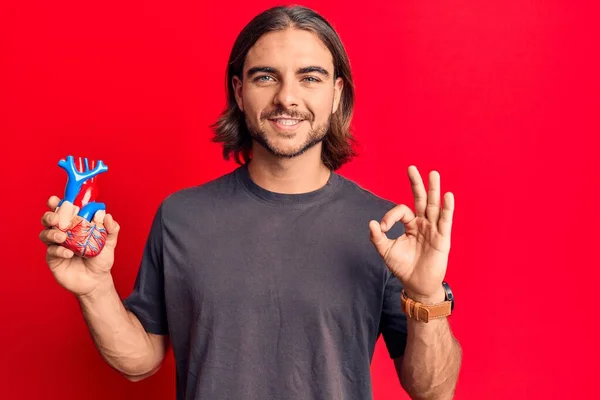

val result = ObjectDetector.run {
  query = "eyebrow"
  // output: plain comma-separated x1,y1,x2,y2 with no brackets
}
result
246,65,331,78
297,66,330,77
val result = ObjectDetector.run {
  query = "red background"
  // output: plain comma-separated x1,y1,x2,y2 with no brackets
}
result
1,1,598,399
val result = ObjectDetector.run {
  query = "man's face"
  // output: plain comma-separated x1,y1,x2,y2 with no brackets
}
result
233,28,343,159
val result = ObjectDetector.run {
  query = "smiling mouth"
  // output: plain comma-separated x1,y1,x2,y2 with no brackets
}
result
270,118,303,126
268,118,305,132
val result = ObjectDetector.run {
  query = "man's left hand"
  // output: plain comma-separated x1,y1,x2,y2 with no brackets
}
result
369,165,454,303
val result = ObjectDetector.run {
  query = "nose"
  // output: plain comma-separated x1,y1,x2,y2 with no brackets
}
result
273,79,299,108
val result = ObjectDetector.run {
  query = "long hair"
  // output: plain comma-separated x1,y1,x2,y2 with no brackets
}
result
210,5,357,171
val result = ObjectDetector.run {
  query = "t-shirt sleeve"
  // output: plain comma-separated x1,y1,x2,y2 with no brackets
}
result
379,272,408,359
122,204,169,335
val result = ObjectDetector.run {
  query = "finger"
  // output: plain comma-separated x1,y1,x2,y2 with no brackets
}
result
103,213,120,249
93,210,106,225
408,166,427,218
369,220,392,256
439,192,455,238
426,170,441,226
47,195,61,211
39,229,67,245
47,244,74,260
41,211,59,228
56,201,76,230
380,204,416,233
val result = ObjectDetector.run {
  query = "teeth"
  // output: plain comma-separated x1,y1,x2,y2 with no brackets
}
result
275,119,301,126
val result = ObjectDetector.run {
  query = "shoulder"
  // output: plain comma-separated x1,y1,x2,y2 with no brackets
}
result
334,174,405,237
335,173,397,212
158,167,240,216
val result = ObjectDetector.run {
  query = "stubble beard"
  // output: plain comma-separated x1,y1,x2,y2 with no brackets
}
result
245,111,331,159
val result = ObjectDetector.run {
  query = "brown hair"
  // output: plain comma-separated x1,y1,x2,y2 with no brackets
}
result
210,5,357,170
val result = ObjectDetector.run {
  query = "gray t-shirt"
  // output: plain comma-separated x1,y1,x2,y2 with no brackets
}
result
123,163,407,400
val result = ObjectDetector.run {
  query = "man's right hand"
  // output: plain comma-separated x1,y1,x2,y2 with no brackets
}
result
39,195,121,298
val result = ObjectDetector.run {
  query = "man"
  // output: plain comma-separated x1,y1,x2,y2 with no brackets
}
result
39,5,462,400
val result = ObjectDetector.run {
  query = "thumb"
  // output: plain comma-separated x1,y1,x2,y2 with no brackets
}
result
102,213,120,249
369,220,391,256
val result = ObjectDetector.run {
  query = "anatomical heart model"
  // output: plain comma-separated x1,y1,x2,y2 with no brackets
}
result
54,155,109,258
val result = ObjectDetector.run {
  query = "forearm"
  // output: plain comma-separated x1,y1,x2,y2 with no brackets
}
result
77,275,163,378
400,290,462,400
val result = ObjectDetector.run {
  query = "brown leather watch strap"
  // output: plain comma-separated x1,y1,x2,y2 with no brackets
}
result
401,290,452,323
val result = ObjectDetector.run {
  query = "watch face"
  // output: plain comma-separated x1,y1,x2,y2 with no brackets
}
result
442,281,454,311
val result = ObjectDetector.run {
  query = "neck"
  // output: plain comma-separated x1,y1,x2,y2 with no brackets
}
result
247,143,331,194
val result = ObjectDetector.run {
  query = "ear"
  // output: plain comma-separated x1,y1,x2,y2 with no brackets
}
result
332,77,344,114
232,75,244,112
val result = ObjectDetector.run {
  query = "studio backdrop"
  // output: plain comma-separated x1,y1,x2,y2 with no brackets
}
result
1,0,598,399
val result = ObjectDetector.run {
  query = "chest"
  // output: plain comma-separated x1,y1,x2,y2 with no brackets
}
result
163,209,387,329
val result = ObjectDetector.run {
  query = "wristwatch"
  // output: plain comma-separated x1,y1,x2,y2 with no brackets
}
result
401,281,454,323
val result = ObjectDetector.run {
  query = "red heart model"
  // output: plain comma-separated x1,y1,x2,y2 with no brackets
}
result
55,156,109,258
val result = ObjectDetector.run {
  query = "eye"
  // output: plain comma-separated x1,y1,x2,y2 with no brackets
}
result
302,76,321,83
255,75,275,82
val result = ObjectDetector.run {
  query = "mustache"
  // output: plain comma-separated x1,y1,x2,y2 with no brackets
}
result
261,107,312,121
